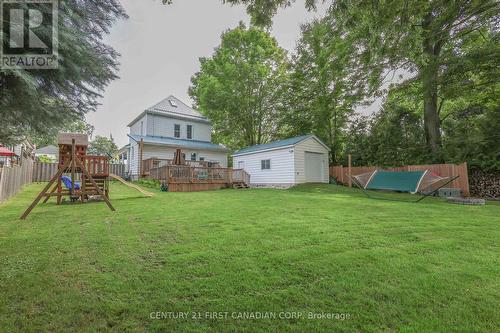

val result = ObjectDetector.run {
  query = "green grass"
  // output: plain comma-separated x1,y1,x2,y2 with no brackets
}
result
0,183,499,332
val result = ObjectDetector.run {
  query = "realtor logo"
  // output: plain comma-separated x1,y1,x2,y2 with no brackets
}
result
0,0,58,69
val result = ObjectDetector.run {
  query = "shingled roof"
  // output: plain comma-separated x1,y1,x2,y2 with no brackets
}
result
232,135,330,156
128,135,228,152
128,95,209,127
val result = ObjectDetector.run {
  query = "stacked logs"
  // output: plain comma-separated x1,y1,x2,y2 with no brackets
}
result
469,168,500,199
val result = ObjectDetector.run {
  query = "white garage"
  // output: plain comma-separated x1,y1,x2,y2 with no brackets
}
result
232,135,330,188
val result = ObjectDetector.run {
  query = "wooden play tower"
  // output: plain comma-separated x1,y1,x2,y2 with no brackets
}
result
20,133,115,219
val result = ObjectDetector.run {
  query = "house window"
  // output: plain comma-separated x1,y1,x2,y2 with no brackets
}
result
187,125,193,139
261,159,271,170
174,124,180,138
140,121,144,136
191,153,196,161
199,157,205,161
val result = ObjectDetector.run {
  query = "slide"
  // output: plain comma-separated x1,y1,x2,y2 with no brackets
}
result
109,174,154,197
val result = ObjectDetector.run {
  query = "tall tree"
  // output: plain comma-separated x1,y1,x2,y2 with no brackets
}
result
283,16,367,163
189,23,289,151
0,0,127,144
306,1,499,161
189,0,499,161
163,0,318,27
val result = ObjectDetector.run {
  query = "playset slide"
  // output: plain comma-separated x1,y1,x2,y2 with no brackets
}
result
109,174,154,197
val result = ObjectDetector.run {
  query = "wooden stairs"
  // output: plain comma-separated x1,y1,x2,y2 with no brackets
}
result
233,181,250,189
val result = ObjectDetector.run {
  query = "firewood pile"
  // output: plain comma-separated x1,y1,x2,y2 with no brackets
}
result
469,168,500,199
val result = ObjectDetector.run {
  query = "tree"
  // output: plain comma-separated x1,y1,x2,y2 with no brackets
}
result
320,1,498,160
37,155,55,163
282,16,367,163
191,0,498,161
88,136,118,159
163,0,317,27
0,1,127,144
189,23,289,151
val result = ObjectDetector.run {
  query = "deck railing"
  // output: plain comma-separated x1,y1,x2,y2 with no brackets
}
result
231,168,251,184
142,158,221,176
149,165,250,185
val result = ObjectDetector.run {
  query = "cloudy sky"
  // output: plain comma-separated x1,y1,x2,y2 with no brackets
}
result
87,0,333,148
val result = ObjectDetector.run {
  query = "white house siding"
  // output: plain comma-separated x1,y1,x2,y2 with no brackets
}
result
294,137,329,184
128,139,140,179
141,145,227,167
130,114,148,136
148,114,212,142
233,147,295,186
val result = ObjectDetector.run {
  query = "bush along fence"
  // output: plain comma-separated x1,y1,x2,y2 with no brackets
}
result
0,158,34,203
32,162,126,182
330,162,470,197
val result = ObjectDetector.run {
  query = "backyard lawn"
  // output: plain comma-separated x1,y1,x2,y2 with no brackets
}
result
0,183,499,332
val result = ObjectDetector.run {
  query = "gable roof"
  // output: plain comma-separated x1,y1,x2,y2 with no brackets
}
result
128,95,209,127
232,135,330,156
128,135,228,152
35,145,58,155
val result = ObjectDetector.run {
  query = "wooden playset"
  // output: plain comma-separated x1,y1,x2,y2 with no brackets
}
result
20,133,115,219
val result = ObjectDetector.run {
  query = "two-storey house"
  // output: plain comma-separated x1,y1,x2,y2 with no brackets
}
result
126,95,228,180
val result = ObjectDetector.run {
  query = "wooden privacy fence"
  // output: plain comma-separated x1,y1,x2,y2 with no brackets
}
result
32,162,126,182
330,162,470,197
0,158,34,203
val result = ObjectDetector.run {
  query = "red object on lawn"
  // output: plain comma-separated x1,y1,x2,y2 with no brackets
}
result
0,145,17,157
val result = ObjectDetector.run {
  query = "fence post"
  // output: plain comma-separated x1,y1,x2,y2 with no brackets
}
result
348,154,352,188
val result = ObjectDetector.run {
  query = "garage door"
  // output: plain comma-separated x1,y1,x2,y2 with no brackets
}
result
305,152,324,183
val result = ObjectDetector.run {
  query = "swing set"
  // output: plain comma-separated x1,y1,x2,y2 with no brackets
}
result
20,133,115,219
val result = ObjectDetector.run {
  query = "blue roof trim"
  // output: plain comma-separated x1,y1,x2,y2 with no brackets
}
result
128,135,228,152
233,135,318,155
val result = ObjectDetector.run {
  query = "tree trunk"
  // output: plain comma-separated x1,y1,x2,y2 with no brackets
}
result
422,16,443,162
422,63,442,160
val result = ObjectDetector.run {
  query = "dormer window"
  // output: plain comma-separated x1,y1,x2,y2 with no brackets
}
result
174,124,180,138
169,99,177,107
187,125,193,139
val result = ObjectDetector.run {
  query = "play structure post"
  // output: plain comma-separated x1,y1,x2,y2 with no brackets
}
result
20,159,71,219
348,154,352,188
71,139,76,195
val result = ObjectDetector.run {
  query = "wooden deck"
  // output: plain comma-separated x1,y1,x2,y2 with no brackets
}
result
147,165,250,192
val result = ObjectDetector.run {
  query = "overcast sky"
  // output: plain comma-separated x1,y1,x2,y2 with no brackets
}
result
87,0,333,148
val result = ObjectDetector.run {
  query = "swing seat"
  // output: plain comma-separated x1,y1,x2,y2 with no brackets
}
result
61,176,81,190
